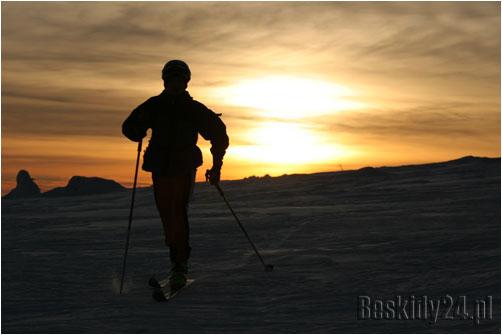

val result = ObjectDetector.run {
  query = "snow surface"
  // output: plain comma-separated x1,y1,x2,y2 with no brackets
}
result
2,157,500,333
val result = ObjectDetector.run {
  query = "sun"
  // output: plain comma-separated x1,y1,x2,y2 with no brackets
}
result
230,121,350,165
214,75,363,119
210,75,359,166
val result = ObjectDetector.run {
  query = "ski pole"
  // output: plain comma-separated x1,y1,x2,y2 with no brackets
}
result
208,175,273,272
120,139,142,294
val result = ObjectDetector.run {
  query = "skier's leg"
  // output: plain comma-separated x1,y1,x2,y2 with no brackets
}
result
151,173,176,248
169,170,194,266
151,171,193,267
182,169,196,262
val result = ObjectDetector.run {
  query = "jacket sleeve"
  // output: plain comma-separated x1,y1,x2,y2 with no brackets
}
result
194,102,229,168
122,98,154,142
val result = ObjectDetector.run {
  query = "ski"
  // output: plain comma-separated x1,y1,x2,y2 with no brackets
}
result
152,279,195,302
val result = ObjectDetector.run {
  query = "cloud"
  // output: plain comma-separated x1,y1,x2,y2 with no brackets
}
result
4,2,498,72
323,101,500,144
1,1,500,193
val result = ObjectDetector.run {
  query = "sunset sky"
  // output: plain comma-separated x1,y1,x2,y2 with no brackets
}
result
2,2,500,194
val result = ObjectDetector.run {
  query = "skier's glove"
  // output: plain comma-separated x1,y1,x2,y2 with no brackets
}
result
205,167,221,185
130,128,147,142
123,124,146,142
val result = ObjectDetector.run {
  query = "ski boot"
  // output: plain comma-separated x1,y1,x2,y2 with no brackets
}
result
168,245,191,291
168,262,188,291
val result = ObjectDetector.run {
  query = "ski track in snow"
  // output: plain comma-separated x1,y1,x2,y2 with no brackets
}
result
2,157,500,333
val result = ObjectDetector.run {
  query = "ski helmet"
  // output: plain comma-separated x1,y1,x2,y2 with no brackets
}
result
162,60,191,83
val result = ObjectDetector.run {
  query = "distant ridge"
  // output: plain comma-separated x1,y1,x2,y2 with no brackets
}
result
383,155,500,170
3,170,41,199
43,176,126,198
235,155,500,182
2,173,126,199
3,156,499,199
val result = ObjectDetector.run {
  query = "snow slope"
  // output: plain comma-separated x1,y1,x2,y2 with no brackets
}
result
2,156,500,333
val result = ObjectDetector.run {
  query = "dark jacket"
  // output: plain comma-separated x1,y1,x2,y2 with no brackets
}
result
122,90,229,176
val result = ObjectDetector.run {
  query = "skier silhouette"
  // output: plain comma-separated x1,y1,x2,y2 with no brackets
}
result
122,60,229,289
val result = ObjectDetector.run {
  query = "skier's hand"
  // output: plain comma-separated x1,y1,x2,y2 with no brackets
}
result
122,121,147,142
129,127,147,142
205,167,221,185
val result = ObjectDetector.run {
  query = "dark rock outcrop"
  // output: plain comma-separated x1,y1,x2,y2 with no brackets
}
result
3,170,42,199
43,176,126,198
